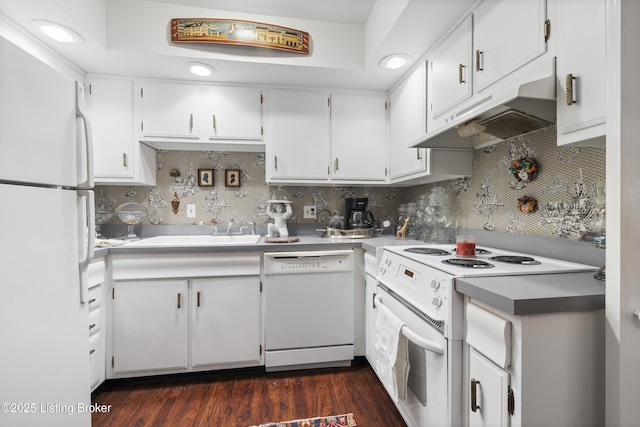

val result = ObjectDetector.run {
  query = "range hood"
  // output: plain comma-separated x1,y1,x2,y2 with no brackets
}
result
412,59,557,150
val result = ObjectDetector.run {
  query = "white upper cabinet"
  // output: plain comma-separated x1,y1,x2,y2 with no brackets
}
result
200,86,263,142
473,0,548,93
428,15,473,120
266,89,331,182
330,93,388,182
555,0,606,146
85,76,156,186
389,61,428,180
140,81,199,139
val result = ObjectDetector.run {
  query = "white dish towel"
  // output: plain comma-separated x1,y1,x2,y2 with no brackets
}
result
374,301,409,402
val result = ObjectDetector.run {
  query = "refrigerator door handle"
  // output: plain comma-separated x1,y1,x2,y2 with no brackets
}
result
78,190,95,304
76,82,94,189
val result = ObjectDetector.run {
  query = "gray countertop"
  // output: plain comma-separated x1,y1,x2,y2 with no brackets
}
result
94,232,606,316
97,234,426,255
455,272,605,315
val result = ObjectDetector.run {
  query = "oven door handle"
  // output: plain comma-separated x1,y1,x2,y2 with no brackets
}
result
374,294,444,355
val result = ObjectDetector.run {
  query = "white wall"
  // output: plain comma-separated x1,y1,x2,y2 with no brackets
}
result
605,0,640,425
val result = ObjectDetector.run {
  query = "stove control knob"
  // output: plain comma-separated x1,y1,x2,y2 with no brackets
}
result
379,266,387,275
384,257,392,266
430,279,440,290
432,296,443,308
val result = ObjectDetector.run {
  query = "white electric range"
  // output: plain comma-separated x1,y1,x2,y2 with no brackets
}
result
372,244,599,427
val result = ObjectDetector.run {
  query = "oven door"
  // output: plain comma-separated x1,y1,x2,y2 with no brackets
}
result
373,285,450,427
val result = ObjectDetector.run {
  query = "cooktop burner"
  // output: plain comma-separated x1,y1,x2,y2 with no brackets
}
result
489,255,541,265
404,247,452,256
452,247,492,255
442,258,495,268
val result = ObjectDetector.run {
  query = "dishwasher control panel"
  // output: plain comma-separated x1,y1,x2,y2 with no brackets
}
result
264,250,355,274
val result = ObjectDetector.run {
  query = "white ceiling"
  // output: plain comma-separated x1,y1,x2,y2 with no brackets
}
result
0,0,477,91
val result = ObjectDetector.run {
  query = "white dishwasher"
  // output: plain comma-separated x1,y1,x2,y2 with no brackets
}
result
264,249,355,371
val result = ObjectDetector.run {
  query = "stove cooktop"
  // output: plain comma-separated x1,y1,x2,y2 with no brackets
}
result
388,244,598,277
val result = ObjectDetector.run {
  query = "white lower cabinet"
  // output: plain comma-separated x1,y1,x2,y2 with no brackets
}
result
191,277,261,367
464,300,605,427
469,348,511,427
113,279,190,374
88,257,106,391
109,253,262,378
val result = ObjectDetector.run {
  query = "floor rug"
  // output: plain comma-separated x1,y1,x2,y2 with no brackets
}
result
249,413,357,427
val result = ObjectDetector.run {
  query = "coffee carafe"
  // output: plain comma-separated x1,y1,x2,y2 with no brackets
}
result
345,197,375,229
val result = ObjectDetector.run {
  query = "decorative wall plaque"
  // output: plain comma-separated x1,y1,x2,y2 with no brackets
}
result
171,18,309,54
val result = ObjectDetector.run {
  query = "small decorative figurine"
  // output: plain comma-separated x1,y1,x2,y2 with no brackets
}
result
508,157,538,190
171,192,180,215
517,195,538,213
396,217,410,240
266,200,293,237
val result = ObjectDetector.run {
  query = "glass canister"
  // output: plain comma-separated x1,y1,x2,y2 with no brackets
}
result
423,187,452,242
405,202,419,238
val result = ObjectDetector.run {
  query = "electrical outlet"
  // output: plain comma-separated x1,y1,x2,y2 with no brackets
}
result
303,205,316,219
187,204,196,218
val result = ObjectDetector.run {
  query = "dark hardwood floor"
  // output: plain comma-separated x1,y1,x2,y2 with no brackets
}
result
91,358,407,427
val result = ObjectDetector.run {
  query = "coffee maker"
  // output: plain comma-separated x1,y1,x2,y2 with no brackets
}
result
345,197,375,229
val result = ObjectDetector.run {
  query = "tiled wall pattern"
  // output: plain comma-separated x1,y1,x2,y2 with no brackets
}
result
406,126,607,239
96,150,402,229
96,126,606,240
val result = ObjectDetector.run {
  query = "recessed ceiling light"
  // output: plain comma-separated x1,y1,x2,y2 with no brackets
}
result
379,54,410,70
32,20,83,45
185,62,215,77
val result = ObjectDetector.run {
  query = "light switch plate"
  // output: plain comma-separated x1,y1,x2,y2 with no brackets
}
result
303,205,316,219
187,204,196,218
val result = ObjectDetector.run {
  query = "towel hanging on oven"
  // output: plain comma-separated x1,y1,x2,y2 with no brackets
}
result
374,301,409,402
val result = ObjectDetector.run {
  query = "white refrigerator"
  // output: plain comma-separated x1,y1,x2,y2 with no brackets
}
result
0,31,94,427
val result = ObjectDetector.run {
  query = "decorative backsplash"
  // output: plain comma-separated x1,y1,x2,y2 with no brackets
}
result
405,126,606,239
96,150,403,230
96,126,606,241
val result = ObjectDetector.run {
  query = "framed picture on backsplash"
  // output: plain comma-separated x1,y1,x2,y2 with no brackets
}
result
197,169,214,187
225,169,241,187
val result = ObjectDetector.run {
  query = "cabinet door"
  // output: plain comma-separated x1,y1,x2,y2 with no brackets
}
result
191,277,261,366
473,0,547,93
85,77,135,179
469,347,510,427
266,89,330,181
364,273,378,364
113,280,189,373
330,93,388,181
556,0,606,146
140,81,199,139
388,62,427,179
428,15,473,120
202,86,263,141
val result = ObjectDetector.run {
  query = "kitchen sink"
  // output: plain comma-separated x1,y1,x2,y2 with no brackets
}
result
125,234,262,247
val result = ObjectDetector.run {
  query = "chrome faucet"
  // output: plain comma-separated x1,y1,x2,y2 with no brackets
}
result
227,218,234,234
